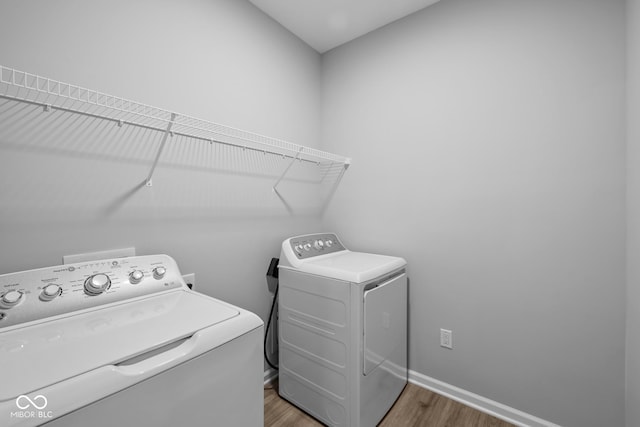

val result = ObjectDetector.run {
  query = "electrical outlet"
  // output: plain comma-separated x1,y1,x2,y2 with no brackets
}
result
182,273,196,289
440,328,453,349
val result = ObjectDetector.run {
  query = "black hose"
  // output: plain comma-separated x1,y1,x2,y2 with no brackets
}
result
264,284,279,370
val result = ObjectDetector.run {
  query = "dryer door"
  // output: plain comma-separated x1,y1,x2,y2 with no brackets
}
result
363,272,407,375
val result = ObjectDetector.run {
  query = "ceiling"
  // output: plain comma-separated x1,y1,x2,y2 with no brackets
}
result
248,0,441,53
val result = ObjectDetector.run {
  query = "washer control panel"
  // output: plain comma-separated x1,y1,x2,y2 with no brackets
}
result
289,233,346,259
0,255,184,329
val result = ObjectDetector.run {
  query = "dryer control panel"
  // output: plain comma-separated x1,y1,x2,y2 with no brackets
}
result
0,255,185,329
288,233,346,259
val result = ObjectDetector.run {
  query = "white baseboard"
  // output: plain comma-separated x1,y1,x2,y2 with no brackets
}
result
265,367,560,426
264,368,278,386
408,370,562,427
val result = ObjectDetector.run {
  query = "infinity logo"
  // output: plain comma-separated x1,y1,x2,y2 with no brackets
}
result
15,395,48,410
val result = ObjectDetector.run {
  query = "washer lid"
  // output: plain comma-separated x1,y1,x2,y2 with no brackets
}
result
0,290,239,402
294,251,406,283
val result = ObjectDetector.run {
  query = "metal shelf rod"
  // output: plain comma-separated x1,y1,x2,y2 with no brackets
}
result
0,92,331,166
0,93,339,166
0,93,166,134
0,65,352,183
170,130,322,165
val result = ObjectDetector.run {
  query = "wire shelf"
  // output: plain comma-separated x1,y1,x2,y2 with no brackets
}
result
0,65,350,186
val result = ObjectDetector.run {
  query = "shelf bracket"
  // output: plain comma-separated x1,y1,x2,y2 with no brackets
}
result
272,147,304,192
320,160,349,216
145,113,177,187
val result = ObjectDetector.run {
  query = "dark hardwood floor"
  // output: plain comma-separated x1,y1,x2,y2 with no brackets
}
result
264,380,515,427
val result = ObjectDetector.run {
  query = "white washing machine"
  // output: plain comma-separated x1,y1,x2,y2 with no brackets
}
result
278,233,407,427
0,254,263,427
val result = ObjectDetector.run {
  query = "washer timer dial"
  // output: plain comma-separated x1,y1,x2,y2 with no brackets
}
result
84,274,111,296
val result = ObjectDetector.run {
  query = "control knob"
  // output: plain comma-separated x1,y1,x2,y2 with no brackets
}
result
303,243,312,251
84,274,111,296
313,240,324,250
325,239,334,247
40,284,62,301
1,290,23,307
129,270,144,284
153,267,166,280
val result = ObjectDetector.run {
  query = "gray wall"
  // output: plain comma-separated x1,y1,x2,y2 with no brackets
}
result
320,1,626,426
0,0,324,327
627,0,640,425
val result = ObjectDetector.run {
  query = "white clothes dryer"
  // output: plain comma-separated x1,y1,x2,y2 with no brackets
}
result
0,255,263,427
278,233,407,427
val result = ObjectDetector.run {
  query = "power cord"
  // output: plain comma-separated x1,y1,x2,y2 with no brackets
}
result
264,284,279,370
264,257,279,370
